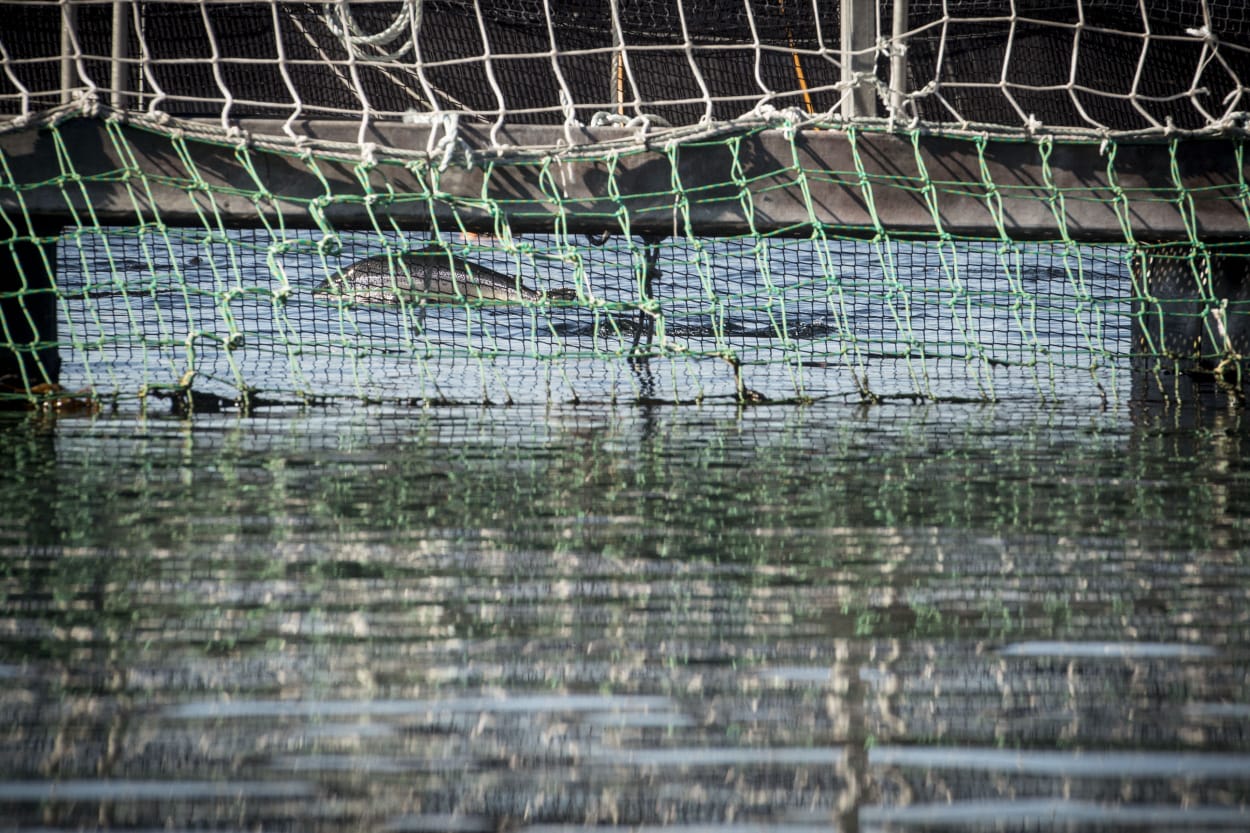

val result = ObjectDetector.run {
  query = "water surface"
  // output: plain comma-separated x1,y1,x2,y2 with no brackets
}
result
1,401,1248,831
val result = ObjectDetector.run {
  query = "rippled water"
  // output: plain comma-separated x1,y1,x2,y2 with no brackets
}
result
1,401,1249,831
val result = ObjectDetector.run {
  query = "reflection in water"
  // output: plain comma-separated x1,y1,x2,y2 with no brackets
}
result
0,402,1248,831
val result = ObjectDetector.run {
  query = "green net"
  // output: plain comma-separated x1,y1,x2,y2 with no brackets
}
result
3,115,1249,410
4,0,1250,409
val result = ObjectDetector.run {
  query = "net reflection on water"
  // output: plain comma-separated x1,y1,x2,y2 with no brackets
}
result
0,403,1248,830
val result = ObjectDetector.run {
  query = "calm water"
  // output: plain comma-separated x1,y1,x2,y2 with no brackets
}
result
1,400,1249,831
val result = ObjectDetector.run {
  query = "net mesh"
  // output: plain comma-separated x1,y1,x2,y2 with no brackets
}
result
5,0,1250,135
2,0,1249,409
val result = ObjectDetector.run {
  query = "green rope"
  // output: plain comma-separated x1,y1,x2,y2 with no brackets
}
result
3,118,1249,408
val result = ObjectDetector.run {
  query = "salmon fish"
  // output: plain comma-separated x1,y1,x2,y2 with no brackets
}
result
316,246,575,304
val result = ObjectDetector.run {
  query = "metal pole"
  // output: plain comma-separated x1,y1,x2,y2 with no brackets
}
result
840,0,878,119
890,0,909,118
59,0,77,104
110,0,130,111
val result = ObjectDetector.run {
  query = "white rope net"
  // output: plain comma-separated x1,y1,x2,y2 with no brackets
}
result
2,0,1248,149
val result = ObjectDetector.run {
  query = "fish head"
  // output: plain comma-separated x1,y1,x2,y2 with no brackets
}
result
313,273,346,296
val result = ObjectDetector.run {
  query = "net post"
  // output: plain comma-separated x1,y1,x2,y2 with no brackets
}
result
840,0,878,118
1,219,61,398
59,1,77,105
110,0,131,111
889,0,909,118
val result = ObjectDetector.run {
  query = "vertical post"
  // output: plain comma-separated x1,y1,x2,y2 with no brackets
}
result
1,219,61,397
889,0,909,118
840,0,878,119
110,0,131,111
610,0,625,116
60,1,77,104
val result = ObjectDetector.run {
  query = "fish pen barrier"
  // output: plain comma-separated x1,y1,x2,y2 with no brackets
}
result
3,0,1250,410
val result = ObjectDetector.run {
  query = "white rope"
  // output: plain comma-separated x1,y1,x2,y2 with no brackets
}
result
404,109,469,170
196,0,237,131
0,31,30,122
673,0,714,124
321,0,421,63
4,0,1250,150
270,0,305,141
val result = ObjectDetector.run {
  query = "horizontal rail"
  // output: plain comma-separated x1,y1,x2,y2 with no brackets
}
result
1,118,1248,242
